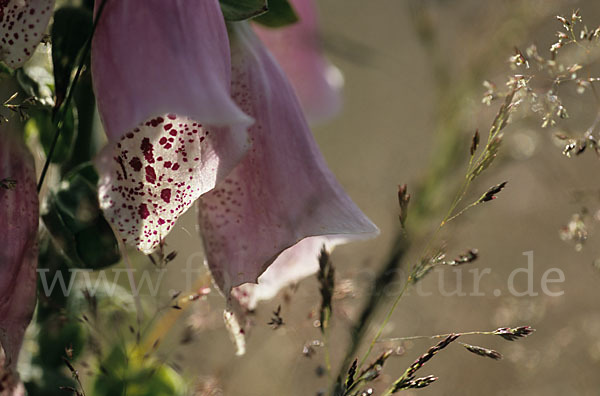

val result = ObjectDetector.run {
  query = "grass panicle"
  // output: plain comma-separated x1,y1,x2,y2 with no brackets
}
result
461,343,503,360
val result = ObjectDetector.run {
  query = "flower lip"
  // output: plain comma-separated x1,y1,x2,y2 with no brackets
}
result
96,114,250,254
233,234,378,310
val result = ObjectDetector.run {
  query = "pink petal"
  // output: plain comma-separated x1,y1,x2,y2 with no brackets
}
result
91,0,251,141
92,0,253,253
223,310,246,356
0,127,38,371
253,0,343,124
0,0,55,68
232,236,344,310
96,114,248,254
198,23,378,293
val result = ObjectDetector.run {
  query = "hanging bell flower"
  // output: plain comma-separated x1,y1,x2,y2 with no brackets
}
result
198,23,378,297
92,0,252,253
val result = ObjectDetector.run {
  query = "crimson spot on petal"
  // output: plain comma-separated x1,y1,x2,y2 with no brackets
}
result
129,157,142,172
141,137,154,163
138,203,150,219
145,165,157,184
160,188,171,203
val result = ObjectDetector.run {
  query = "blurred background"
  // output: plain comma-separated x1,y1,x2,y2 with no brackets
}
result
28,0,600,395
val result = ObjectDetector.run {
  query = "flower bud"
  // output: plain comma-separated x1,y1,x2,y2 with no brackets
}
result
254,0,343,124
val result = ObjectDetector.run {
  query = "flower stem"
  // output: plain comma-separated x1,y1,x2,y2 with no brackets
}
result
138,273,211,355
324,327,332,380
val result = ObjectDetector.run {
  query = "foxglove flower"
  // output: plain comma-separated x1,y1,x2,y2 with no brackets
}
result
93,0,252,253
0,127,38,379
198,23,378,297
0,0,55,68
253,0,343,123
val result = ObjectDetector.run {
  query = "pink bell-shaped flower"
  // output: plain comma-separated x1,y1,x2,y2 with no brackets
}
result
0,0,55,68
92,0,252,253
253,0,343,124
198,23,378,296
0,127,38,380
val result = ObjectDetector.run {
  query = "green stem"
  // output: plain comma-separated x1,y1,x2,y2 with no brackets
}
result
324,325,332,380
357,280,409,369
443,200,479,225
379,330,495,343
356,162,477,372
330,238,409,396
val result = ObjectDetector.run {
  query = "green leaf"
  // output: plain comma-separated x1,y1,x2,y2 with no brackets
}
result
15,43,55,106
37,234,72,315
62,70,97,173
0,62,14,77
51,7,93,108
37,316,87,367
220,0,268,21
64,161,100,184
41,164,121,270
254,0,298,28
92,346,187,396
26,105,78,164
24,369,77,396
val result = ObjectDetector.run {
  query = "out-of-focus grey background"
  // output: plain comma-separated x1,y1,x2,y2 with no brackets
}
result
153,1,600,394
